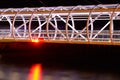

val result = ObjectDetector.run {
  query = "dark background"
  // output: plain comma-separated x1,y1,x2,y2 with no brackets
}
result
0,0,120,75
0,0,119,8
0,42,120,73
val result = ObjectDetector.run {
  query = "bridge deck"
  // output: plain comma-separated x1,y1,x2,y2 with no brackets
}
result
0,4,120,45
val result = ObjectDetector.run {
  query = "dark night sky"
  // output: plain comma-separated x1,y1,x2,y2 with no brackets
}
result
0,0,119,8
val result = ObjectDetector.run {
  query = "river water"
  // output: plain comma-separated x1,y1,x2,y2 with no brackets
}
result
0,43,120,80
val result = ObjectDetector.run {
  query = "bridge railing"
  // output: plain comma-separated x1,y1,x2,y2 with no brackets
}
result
0,29,120,43
0,4,120,45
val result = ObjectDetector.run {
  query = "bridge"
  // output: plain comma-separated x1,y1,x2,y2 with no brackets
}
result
0,4,120,45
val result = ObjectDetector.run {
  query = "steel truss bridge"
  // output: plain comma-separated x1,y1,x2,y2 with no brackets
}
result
0,4,120,45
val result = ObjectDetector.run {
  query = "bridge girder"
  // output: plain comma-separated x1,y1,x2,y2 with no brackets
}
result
0,4,120,45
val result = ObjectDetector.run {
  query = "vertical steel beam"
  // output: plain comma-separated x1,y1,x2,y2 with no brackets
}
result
28,9,38,40
110,4,120,42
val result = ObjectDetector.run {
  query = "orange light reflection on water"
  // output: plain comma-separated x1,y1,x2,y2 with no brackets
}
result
28,64,42,80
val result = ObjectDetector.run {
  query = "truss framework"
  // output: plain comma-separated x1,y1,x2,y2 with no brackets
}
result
0,4,120,45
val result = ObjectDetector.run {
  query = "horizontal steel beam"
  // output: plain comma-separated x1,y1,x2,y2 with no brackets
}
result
0,4,119,45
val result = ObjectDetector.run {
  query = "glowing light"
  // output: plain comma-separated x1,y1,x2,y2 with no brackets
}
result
28,64,42,80
31,38,44,43
38,38,44,42
32,39,39,43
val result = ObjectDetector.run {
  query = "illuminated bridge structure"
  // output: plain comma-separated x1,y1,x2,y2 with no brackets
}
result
0,4,120,45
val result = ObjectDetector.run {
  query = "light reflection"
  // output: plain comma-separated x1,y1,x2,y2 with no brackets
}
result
28,64,42,80
0,64,118,80
43,75,53,80
0,70,4,79
9,72,20,80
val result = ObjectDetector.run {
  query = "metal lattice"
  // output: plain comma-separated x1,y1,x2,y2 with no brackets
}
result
0,4,120,45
